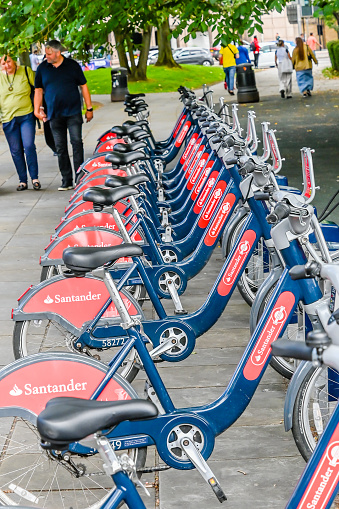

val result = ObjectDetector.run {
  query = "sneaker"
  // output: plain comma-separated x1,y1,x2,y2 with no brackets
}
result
307,90,312,96
286,95,292,99
280,90,285,98
58,183,73,191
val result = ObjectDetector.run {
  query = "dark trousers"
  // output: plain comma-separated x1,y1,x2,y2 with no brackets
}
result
50,113,84,185
254,53,259,68
3,112,39,184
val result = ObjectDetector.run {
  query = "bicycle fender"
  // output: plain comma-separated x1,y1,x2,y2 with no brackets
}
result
12,275,144,336
41,228,124,266
0,352,137,424
249,265,284,333
52,211,144,243
221,204,248,258
284,360,313,431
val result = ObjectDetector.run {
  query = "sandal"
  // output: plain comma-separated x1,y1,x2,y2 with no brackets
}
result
32,180,41,190
16,183,27,191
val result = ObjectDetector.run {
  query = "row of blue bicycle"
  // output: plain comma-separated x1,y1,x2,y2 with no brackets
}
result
0,86,338,507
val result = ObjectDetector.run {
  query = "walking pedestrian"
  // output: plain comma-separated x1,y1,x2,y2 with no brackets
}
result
275,40,293,99
34,39,93,191
29,50,40,72
0,55,40,191
307,33,322,52
236,41,251,65
292,37,318,98
219,43,239,95
250,36,260,68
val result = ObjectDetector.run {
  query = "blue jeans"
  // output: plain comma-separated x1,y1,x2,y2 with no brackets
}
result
3,112,38,184
223,66,236,91
50,113,84,185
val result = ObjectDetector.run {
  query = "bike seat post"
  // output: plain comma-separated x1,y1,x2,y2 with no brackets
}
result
103,269,135,329
111,208,133,244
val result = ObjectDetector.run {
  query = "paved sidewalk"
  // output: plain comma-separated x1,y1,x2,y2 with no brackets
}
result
0,63,337,508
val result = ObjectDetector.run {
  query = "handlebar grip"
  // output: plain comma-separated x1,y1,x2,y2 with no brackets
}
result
289,261,320,280
267,202,290,224
225,158,238,166
271,340,313,361
254,191,270,201
289,265,309,280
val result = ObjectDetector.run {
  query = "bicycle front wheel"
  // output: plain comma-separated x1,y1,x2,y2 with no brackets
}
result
292,365,339,461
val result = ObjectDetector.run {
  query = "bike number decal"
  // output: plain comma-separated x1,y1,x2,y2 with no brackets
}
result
191,161,215,202
187,152,209,190
243,290,295,380
180,133,199,164
204,193,236,246
218,230,257,297
0,360,131,416
193,170,219,215
198,181,227,228
173,114,186,138
47,231,123,260
22,278,138,328
296,426,339,508
174,121,192,147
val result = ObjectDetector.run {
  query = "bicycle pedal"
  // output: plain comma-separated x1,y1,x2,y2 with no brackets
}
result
174,309,188,315
209,478,227,503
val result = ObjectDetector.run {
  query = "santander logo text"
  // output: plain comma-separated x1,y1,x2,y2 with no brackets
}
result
217,230,257,297
175,121,191,147
297,430,339,509
191,161,214,202
180,133,198,164
193,170,219,215
9,379,88,397
43,291,101,304
243,291,295,381
198,181,227,229
204,194,236,247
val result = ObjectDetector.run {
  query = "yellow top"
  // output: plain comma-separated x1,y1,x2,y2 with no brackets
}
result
220,44,238,68
292,43,317,72
0,66,35,123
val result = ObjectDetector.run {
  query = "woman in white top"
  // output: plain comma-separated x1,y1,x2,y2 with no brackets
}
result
275,40,293,99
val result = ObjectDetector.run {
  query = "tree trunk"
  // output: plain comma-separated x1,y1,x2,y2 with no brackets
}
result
155,18,180,67
130,26,151,81
114,31,130,73
19,51,30,67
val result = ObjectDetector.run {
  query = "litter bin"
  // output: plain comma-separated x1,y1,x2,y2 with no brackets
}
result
236,63,259,103
111,67,129,102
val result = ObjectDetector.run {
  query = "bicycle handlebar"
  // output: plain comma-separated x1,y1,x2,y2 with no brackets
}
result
289,261,320,280
271,340,313,361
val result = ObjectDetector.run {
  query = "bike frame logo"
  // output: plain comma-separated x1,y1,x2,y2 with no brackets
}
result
175,121,191,147
187,154,208,189
303,152,312,199
297,429,339,509
191,161,214,202
217,230,256,297
180,133,198,164
204,194,236,247
173,114,186,138
185,146,205,178
243,291,295,381
198,181,227,228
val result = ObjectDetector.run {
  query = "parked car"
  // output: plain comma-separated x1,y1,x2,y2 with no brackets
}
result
248,41,296,68
173,47,214,66
80,49,110,71
147,49,159,65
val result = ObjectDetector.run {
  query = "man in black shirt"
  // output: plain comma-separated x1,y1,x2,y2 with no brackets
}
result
34,40,93,190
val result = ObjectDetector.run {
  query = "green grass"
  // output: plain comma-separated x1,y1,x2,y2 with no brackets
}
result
84,65,224,94
322,67,339,79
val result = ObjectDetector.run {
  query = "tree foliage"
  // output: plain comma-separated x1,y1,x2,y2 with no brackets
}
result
0,0,290,79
